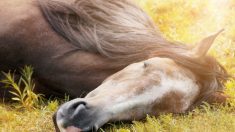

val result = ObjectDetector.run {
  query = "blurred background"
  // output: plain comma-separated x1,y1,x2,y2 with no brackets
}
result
135,0,235,42
135,0,235,74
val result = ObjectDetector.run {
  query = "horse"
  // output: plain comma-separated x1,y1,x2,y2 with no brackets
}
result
0,0,229,132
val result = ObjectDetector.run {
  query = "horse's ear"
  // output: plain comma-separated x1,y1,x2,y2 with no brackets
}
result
192,29,224,58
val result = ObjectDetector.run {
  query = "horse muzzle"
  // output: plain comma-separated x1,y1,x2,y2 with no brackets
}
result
53,98,109,132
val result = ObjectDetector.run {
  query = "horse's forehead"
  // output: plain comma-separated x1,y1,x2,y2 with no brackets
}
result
107,57,188,91
103,57,195,93
145,57,176,67
110,57,182,81
143,58,180,75
146,57,196,78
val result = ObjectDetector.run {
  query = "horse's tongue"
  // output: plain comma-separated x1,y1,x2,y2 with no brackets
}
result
66,126,82,132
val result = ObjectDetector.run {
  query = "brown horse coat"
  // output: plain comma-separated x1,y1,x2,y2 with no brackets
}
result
0,0,228,108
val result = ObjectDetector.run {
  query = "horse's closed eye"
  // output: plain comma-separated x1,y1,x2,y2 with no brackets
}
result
143,62,148,68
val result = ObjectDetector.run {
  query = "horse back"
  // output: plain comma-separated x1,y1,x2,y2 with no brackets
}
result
0,0,39,35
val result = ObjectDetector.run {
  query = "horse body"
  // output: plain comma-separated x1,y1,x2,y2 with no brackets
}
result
0,0,122,98
0,0,229,132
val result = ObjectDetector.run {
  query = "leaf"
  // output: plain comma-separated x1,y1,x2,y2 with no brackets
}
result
11,97,20,101
9,91,20,97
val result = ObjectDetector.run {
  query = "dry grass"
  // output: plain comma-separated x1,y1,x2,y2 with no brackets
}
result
0,104,54,132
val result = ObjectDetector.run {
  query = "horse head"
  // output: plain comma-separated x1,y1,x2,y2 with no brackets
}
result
54,30,227,132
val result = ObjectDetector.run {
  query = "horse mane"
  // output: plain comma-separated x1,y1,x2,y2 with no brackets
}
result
38,0,177,62
38,0,230,107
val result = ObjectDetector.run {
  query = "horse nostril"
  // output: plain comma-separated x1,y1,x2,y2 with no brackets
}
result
66,101,88,119
70,101,87,110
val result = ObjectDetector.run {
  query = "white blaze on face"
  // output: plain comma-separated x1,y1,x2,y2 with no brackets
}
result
89,57,200,121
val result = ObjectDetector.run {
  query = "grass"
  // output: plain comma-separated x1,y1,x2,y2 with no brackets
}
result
1,0,235,131
0,105,54,132
107,105,235,132
1,66,44,110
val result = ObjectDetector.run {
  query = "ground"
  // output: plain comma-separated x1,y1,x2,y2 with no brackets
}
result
0,0,235,131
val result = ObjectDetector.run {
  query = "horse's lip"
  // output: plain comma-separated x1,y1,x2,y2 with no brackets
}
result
66,126,82,132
